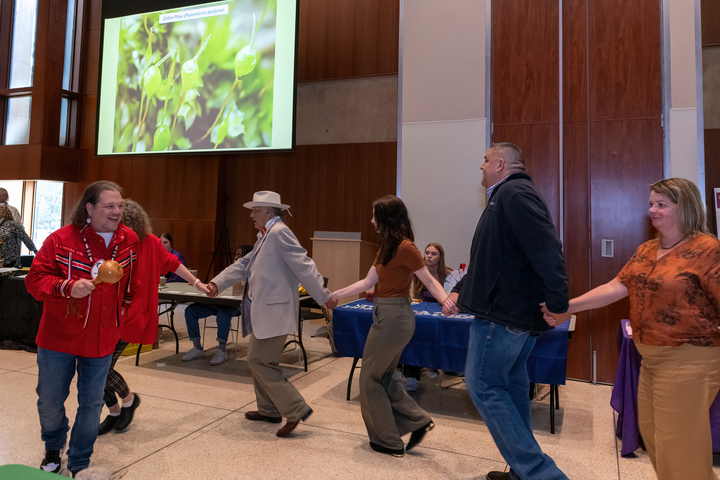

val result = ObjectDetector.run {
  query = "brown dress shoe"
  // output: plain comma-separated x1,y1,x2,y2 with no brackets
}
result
276,408,313,437
245,411,282,423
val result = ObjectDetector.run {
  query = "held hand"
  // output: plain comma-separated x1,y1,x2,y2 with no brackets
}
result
540,302,571,327
442,292,459,316
206,282,219,298
71,279,95,298
195,282,211,295
323,296,338,310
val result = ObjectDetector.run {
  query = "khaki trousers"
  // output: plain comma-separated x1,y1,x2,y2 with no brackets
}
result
247,333,311,422
360,298,432,449
636,342,720,480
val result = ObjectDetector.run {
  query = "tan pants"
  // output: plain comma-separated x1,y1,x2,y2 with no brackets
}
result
636,342,720,480
359,298,432,449
247,333,311,422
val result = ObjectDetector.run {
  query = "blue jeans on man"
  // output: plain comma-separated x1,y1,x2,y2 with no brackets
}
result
184,304,239,344
466,316,568,480
36,347,112,472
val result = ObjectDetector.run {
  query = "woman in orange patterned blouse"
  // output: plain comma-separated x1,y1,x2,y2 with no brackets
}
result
547,178,720,480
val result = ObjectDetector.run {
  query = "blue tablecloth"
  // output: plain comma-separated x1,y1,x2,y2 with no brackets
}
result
610,319,720,457
333,300,569,386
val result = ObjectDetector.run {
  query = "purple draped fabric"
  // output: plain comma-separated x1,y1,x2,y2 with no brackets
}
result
610,319,720,457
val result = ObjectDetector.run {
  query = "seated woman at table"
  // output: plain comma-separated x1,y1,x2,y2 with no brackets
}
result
543,178,720,480
404,242,454,391
329,195,455,457
159,232,188,283
181,244,253,366
98,200,205,435
0,203,37,268
411,243,452,303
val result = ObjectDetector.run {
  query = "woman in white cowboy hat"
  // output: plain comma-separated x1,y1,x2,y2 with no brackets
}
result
198,191,336,437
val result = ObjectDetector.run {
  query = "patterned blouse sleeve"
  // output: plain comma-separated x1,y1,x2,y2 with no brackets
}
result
699,238,720,311
16,223,37,253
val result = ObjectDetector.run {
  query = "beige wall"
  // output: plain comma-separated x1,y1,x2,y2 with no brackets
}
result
399,0,488,270
296,76,398,145
666,0,704,184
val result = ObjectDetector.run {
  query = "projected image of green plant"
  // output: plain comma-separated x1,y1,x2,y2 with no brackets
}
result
112,0,277,153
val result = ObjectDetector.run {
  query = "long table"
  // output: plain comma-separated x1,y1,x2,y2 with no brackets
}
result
610,319,720,456
333,299,572,432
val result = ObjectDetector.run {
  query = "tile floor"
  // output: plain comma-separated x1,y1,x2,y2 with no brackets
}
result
0,308,715,479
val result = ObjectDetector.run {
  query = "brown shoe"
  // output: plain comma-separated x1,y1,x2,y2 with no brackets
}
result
245,411,282,423
276,408,313,437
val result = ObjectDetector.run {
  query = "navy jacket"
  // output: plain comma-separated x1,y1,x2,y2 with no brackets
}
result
453,172,568,333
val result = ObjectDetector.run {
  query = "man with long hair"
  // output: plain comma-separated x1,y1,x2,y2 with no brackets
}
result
26,181,139,477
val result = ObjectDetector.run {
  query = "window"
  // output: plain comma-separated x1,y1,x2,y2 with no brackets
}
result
0,180,64,253
32,181,63,249
60,0,80,147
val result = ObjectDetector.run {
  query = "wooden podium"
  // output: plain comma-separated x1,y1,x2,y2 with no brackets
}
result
311,232,378,305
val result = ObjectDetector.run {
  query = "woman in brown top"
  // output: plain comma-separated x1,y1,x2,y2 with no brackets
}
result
547,178,720,480
330,195,455,457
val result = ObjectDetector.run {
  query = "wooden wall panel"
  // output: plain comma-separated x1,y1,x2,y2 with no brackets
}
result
492,123,560,228
588,0,662,120
150,220,217,281
297,0,399,81
563,121,591,380
492,0,559,125
589,118,663,383
705,128,720,234
562,0,587,123
702,0,720,46
129,156,220,222
224,142,397,256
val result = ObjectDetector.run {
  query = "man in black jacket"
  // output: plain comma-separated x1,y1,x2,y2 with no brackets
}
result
444,142,570,480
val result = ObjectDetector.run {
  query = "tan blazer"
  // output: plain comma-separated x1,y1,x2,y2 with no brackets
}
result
211,220,331,340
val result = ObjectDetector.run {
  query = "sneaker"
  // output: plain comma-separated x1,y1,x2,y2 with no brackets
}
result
405,377,418,392
181,347,204,361
40,449,61,473
210,349,228,366
425,368,438,379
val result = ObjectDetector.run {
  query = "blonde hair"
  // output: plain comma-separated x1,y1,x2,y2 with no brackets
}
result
650,178,710,238
0,204,13,221
121,199,152,240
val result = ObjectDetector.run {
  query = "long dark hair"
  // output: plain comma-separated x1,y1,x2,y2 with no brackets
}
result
70,181,123,227
160,232,174,247
374,195,414,266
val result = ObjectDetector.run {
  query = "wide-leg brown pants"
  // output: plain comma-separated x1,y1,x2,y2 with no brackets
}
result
359,297,432,449
636,342,720,480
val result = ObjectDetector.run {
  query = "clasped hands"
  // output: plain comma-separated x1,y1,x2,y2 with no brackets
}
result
540,302,571,327
199,282,338,309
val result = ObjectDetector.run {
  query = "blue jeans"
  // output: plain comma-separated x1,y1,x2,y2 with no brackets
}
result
465,317,568,480
184,304,238,344
36,347,112,472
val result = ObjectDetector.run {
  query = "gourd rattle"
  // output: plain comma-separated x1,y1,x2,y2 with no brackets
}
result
92,260,124,285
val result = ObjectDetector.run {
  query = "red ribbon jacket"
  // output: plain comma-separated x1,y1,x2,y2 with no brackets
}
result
120,233,180,344
26,224,139,357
